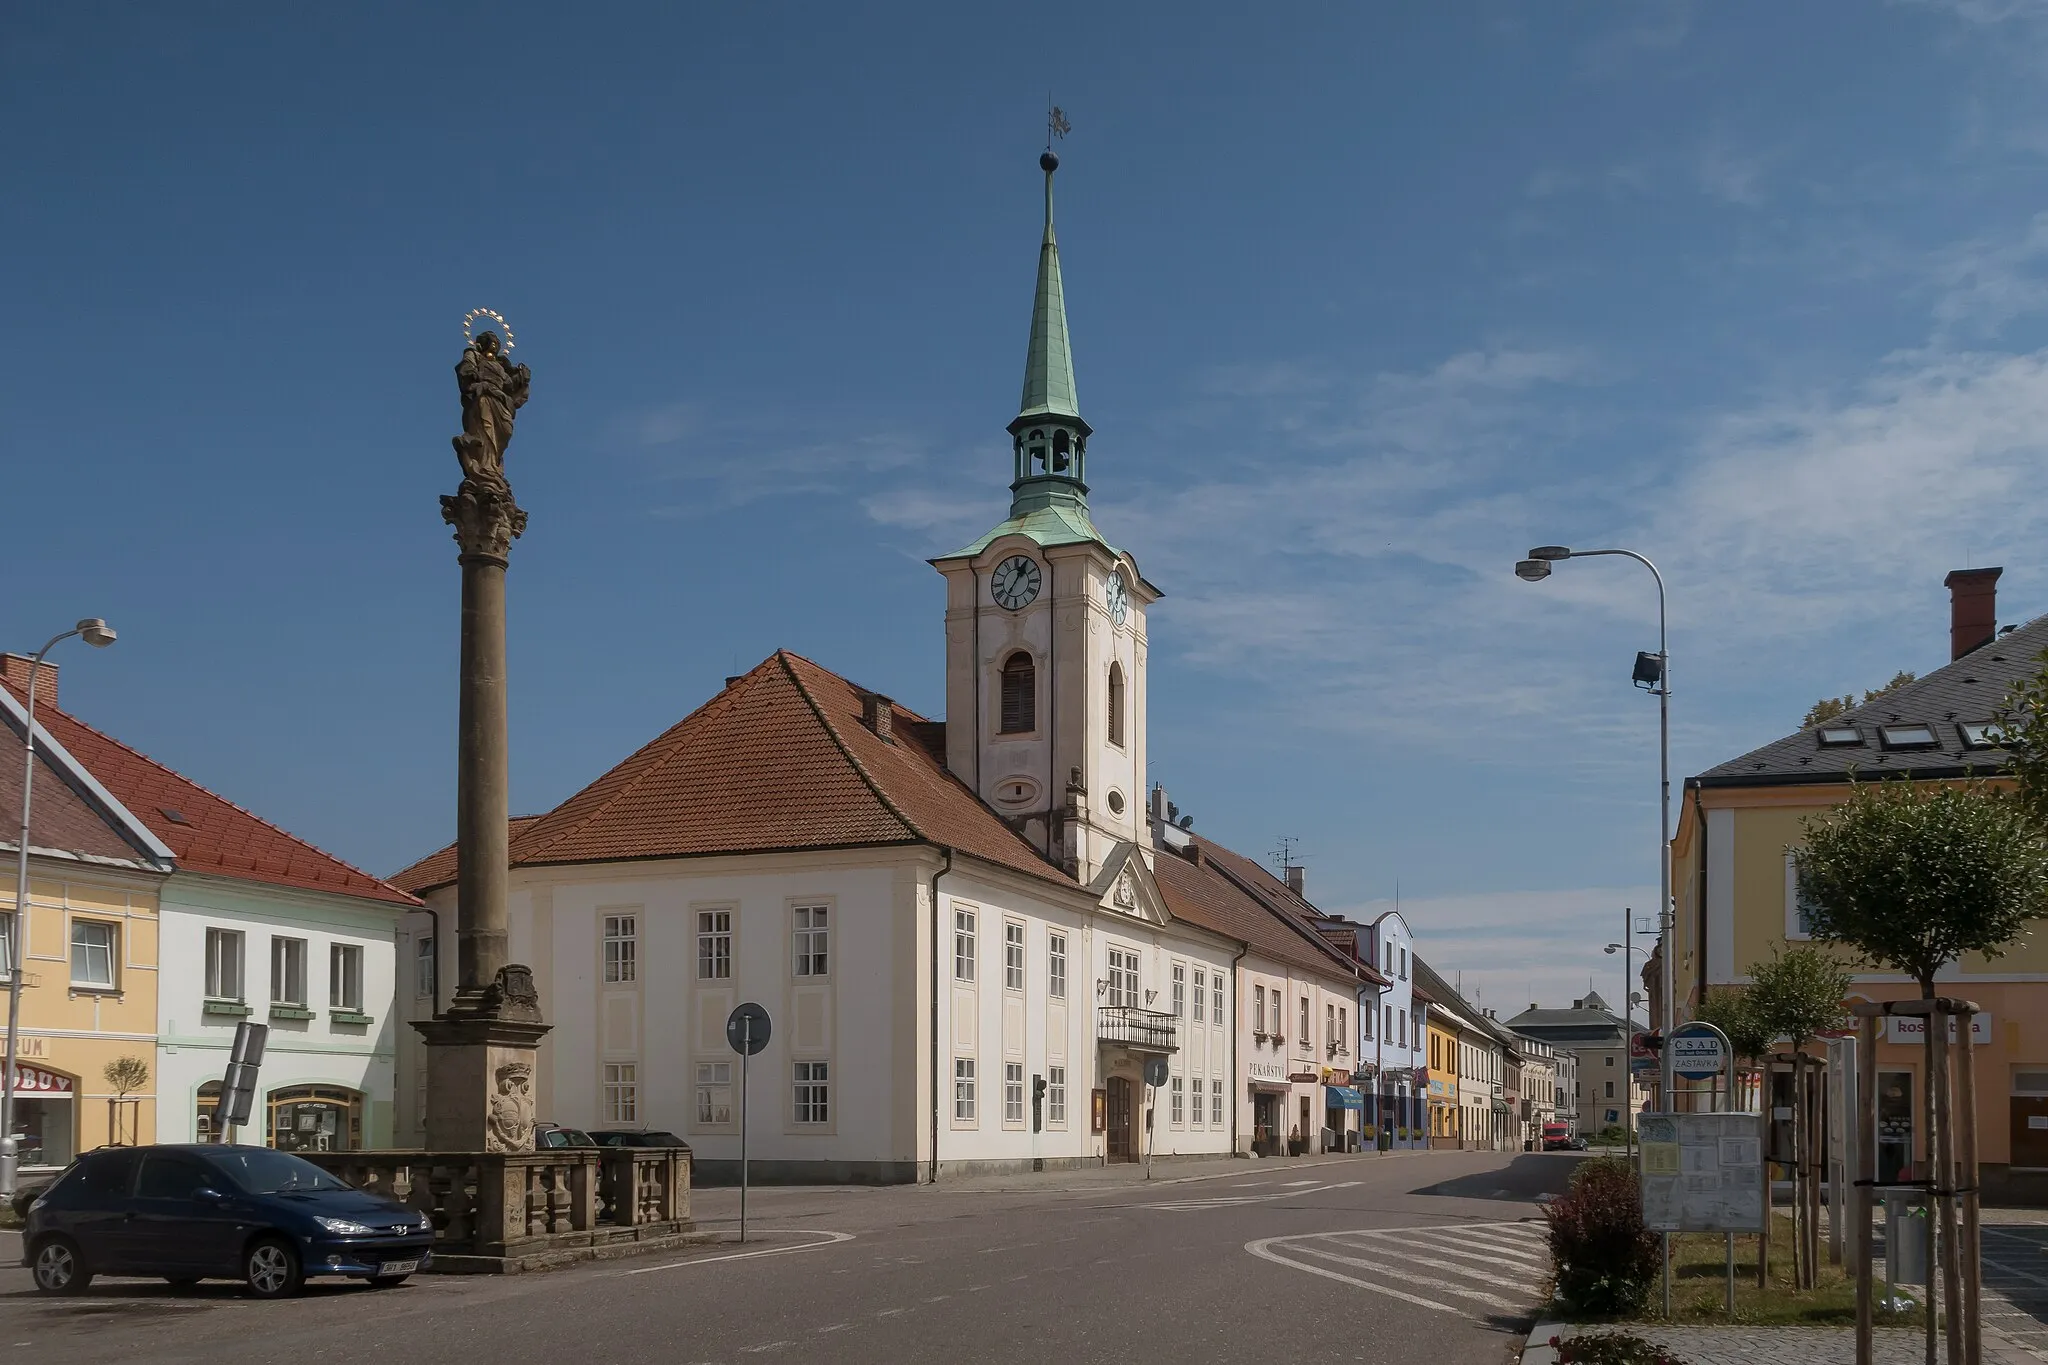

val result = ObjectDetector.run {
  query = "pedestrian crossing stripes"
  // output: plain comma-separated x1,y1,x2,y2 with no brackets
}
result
1246,1220,1552,1318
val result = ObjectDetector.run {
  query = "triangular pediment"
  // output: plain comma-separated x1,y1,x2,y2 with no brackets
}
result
1087,842,1169,927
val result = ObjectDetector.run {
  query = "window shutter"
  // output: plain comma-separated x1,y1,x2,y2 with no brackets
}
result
1000,653,1035,733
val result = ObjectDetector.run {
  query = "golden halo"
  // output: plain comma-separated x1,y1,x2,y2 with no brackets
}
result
462,307,516,351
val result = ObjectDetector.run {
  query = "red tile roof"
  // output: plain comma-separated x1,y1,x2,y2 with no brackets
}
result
1153,843,1365,983
391,651,1068,895
3,683,418,907
0,718,161,868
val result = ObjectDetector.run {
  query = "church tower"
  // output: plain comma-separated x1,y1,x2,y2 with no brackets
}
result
932,149,1160,886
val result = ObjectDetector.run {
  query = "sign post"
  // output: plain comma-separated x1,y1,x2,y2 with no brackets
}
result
726,1003,772,1243
212,1021,269,1145
1142,1056,1169,1182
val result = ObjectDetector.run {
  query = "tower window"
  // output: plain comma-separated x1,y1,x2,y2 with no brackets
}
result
1000,652,1036,733
1053,429,1071,472
1029,428,1048,473
1107,662,1126,748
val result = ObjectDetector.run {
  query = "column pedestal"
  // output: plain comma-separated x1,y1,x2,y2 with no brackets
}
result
413,965,551,1153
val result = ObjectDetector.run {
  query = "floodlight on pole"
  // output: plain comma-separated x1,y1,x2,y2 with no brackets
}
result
3,618,118,1199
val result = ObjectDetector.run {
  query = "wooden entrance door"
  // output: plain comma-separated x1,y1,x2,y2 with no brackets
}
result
2012,1096,2048,1170
1107,1077,1134,1163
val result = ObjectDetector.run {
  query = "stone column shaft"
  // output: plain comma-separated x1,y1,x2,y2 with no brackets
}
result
457,550,510,993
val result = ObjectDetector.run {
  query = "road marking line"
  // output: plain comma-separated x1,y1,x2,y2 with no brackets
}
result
1282,1180,1321,1186
1246,1236,1458,1315
1335,1232,1542,1274
1980,1254,2048,1292
1284,1244,1528,1309
738,1343,790,1354
817,1324,850,1333
876,1308,907,1317
625,1229,855,1275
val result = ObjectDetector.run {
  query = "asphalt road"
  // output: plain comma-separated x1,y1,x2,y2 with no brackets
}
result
0,1149,1580,1364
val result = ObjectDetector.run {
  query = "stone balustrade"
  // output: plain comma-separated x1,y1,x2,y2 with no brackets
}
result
300,1146,694,1271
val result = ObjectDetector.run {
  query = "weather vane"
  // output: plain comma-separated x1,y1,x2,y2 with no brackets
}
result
1046,100,1071,152
462,307,517,352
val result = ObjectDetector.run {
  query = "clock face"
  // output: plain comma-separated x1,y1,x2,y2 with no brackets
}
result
1105,571,1130,626
990,555,1042,611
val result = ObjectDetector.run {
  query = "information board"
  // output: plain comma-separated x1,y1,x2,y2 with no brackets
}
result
1637,1111,1764,1233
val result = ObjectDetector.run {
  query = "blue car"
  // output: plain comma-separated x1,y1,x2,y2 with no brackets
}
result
24,1144,434,1297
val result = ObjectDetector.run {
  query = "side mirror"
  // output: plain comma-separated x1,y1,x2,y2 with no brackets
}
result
194,1186,225,1203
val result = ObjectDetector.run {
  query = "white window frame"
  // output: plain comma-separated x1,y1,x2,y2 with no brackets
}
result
954,1058,977,1123
1107,948,1139,1008
70,918,117,989
271,936,307,1006
415,934,436,1000
1172,963,1186,1017
0,909,14,983
1211,1078,1224,1127
1170,1075,1185,1126
955,909,977,982
329,942,364,1011
1253,984,1266,1037
1004,920,1024,992
1048,931,1067,999
792,904,829,978
206,927,245,1001
1047,1064,1068,1127
695,1061,734,1127
604,1063,638,1123
697,909,733,980
1338,1006,1348,1054
793,1060,829,1124
1360,1002,1373,1041
1269,991,1281,1038
1192,969,1205,1023
1188,1071,1203,1128
1004,1061,1025,1126
603,913,638,984
1211,973,1222,1023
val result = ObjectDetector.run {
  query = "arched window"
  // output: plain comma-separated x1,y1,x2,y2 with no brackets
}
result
1053,429,1071,472
999,652,1035,734
1107,662,1126,748
1028,429,1048,473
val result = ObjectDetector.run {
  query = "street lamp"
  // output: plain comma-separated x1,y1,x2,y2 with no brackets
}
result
1517,543,1673,1122
3,619,117,1199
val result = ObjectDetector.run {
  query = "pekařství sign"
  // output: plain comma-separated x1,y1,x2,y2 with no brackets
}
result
1247,1060,1288,1083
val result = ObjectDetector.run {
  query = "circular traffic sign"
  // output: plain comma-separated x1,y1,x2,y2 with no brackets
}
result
1143,1056,1170,1088
726,1002,772,1056
1667,1023,1726,1081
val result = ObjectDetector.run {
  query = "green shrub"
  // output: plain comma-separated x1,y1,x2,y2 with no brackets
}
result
1546,1157,1661,1314
1552,1332,1689,1365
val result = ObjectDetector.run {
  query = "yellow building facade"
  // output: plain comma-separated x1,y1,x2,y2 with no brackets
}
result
1672,578,2048,1200
2,676,174,1173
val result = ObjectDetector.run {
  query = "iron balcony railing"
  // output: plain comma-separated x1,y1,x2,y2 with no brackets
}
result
1097,1005,1178,1052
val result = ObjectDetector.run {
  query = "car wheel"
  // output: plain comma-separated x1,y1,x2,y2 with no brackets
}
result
31,1237,92,1295
366,1274,409,1289
242,1237,303,1299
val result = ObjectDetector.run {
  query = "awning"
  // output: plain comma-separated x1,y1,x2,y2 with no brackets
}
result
1248,1080,1292,1094
1326,1087,1365,1110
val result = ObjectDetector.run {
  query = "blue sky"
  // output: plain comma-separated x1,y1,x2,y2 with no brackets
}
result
9,1,2048,1013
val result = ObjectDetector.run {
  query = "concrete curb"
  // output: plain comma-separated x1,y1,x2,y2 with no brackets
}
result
1521,1319,1567,1365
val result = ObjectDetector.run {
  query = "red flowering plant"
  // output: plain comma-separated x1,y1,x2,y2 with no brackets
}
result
1543,1157,1661,1316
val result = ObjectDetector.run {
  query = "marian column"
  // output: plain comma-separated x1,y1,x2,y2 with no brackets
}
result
414,321,551,1154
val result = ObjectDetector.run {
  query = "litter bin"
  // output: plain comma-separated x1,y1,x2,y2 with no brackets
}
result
1883,1188,1930,1286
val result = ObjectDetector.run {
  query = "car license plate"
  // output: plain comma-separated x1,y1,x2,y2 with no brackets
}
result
379,1259,420,1276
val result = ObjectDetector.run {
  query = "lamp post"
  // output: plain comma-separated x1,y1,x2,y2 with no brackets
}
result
1608,938,1652,1153
3,619,117,1199
1517,545,1674,1126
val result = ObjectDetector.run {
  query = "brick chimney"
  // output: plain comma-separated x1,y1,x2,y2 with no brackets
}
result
858,691,894,742
0,654,55,709
1945,567,2002,661
1282,864,1305,897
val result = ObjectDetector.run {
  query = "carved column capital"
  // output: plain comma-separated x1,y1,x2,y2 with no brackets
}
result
441,469,527,560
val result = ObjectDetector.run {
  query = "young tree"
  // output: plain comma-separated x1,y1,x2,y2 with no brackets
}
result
1746,948,1851,1288
1795,778,2048,997
1691,986,1773,1068
102,1056,150,1147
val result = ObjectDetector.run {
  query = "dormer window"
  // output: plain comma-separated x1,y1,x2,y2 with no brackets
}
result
1879,724,1938,750
1816,726,1862,747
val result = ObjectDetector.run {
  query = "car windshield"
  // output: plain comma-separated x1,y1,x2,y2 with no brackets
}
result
209,1147,352,1194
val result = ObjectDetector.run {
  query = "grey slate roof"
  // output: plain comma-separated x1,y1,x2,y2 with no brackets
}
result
1505,996,1629,1048
1691,612,2048,788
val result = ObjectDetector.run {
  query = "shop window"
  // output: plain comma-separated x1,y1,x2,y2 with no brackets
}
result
267,1085,363,1153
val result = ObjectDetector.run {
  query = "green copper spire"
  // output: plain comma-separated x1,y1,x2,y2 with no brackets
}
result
1018,150,1080,423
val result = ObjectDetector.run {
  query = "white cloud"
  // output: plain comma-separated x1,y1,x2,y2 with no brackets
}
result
1931,211,2048,339
1330,885,1659,1026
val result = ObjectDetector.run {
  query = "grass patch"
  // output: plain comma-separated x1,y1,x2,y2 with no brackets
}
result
1565,1212,1926,1328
